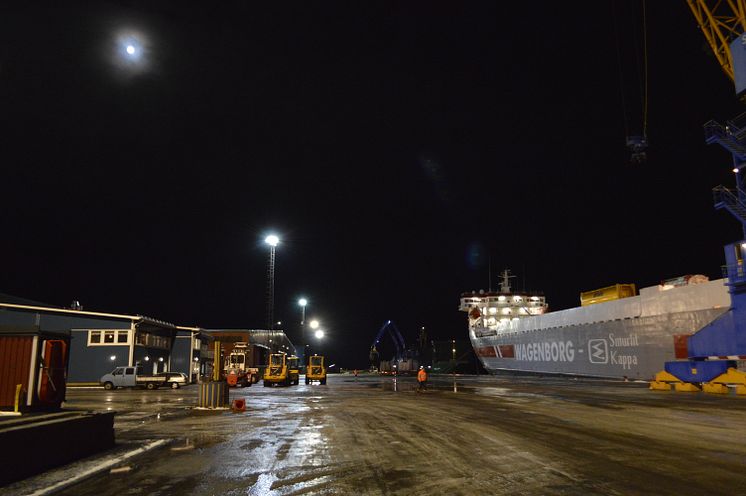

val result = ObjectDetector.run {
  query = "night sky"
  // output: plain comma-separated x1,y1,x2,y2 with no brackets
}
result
1,2,744,368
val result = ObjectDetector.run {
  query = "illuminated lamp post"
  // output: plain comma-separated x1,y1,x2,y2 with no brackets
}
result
265,234,279,330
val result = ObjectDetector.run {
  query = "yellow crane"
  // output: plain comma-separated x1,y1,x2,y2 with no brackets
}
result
686,0,746,84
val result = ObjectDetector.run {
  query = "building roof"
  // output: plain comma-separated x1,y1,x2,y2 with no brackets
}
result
0,300,175,329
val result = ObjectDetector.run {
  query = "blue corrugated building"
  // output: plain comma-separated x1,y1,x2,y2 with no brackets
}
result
173,326,214,382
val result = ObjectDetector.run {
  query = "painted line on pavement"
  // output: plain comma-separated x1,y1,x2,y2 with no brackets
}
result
22,439,168,496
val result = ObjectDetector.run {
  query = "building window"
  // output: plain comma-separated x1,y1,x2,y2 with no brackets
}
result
194,338,201,350
134,332,171,349
88,329,130,346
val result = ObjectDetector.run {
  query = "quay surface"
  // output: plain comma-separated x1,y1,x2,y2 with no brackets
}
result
8,374,746,495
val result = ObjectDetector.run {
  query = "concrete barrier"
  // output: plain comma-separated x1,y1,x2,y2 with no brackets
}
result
0,411,115,486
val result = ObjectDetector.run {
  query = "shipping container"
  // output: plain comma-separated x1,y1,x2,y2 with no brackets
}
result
0,331,69,411
580,283,637,307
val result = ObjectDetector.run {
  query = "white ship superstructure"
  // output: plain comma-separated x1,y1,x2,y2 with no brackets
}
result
460,269,548,333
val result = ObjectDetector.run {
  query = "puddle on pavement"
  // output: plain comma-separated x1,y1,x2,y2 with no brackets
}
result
171,433,224,450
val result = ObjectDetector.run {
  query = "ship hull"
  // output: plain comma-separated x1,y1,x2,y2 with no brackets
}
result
471,308,727,380
466,279,732,380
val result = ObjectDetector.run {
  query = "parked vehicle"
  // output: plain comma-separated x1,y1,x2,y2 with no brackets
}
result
100,366,169,390
263,354,300,386
305,354,327,385
224,342,259,387
155,372,189,389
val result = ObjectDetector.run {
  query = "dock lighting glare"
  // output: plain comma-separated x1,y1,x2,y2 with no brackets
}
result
111,30,151,75
144,356,150,361
298,298,307,307
309,320,319,330
194,357,199,362
315,329,324,339
265,234,279,247
158,357,164,362
110,355,116,361
734,168,740,173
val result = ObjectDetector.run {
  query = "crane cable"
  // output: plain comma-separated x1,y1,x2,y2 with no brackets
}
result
642,0,649,140
614,0,649,162
612,0,629,138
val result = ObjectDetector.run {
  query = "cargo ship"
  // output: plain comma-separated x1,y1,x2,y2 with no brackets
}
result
460,269,731,380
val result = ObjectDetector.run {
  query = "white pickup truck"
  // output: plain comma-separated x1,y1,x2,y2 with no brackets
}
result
100,366,169,390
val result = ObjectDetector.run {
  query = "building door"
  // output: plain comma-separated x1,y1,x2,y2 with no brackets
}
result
123,367,136,387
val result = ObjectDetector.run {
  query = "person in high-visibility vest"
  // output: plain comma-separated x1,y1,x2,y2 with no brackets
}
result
417,366,427,391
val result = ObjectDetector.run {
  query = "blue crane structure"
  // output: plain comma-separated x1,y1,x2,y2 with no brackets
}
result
369,320,407,366
704,115,746,237
650,1,746,393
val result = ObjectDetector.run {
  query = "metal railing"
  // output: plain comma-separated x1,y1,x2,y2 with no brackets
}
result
713,185,746,222
704,119,746,160
722,263,746,284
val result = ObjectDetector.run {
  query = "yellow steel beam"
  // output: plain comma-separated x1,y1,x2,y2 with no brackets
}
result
653,370,682,382
687,0,746,83
708,367,746,384
649,381,673,391
14,384,22,413
213,340,221,382
702,382,730,394
675,382,702,392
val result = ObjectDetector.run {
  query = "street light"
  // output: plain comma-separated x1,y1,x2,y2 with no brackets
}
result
265,234,280,329
309,319,319,330
265,234,279,247
298,298,308,367
298,298,307,325
315,329,325,339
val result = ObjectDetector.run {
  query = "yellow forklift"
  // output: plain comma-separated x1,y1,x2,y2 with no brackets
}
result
263,354,300,386
305,354,327,385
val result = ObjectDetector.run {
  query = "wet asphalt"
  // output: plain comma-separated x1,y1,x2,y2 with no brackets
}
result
18,374,746,495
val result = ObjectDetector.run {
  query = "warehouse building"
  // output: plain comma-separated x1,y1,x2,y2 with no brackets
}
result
0,295,211,385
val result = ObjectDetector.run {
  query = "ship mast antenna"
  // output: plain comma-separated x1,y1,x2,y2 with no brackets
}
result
499,269,515,294
488,256,492,292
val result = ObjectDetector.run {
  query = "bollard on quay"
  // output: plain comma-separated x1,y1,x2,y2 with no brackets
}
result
197,340,229,409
